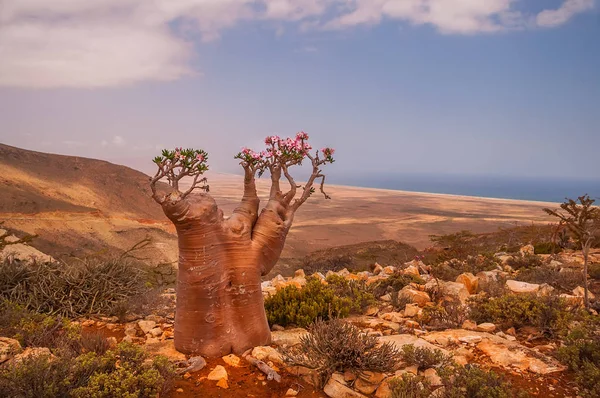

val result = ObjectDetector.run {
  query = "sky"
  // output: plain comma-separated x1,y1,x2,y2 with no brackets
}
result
0,0,599,182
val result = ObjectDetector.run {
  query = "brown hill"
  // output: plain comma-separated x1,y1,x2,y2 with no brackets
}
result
0,143,167,218
0,143,175,261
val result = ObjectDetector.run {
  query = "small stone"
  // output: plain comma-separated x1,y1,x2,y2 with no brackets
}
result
506,327,517,336
404,303,420,317
0,337,22,364
176,388,184,393
462,320,478,331
422,368,442,386
208,365,228,381
149,327,163,337
519,244,535,256
295,269,306,278
216,378,229,389
222,354,241,367
137,320,156,334
506,280,540,294
343,370,357,382
364,306,379,316
122,335,134,343
372,263,384,275
456,273,479,294
271,324,285,331
286,388,299,396
477,323,496,333
106,337,117,348
573,286,595,299
252,346,283,364
81,319,95,327
324,377,367,398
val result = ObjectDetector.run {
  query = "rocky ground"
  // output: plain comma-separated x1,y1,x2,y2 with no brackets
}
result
1,240,598,397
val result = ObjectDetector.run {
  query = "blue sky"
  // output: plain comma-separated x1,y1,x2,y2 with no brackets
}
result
0,0,598,182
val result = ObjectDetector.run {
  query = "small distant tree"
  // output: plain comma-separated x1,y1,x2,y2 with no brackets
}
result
544,195,599,309
149,132,335,356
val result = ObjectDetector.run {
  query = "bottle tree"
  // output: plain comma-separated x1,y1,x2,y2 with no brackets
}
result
150,132,335,356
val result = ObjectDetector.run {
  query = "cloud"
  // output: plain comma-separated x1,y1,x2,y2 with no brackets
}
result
0,0,594,89
112,135,126,146
536,0,594,27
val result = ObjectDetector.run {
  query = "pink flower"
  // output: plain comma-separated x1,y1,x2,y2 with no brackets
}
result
296,131,309,140
196,154,204,161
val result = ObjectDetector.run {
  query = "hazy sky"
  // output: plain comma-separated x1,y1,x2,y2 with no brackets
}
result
0,0,598,180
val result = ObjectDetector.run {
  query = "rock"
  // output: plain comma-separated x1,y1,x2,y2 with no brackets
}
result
506,327,517,336
573,286,595,299
222,354,241,367
364,306,379,316
538,283,555,296
0,243,54,263
354,375,382,395
378,334,448,354
144,339,186,361
374,378,393,398
208,365,228,381
402,265,421,277
506,280,540,294
271,328,308,347
404,304,420,318
441,281,470,303
252,346,283,364
520,244,535,256
455,273,479,294
372,263,384,275
149,327,163,337
404,320,420,329
216,379,229,389
477,340,565,374
138,320,156,334
106,337,118,348
380,294,392,302
271,324,285,331
343,370,357,382
337,268,350,277
381,312,404,323
295,269,306,278
559,293,583,306
0,337,22,364
382,266,396,275
122,335,134,343
176,388,184,393
10,347,53,365
461,320,478,331
286,388,299,396
421,368,442,386
324,377,367,398
178,356,207,374
398,287,431,307
477,323,496,333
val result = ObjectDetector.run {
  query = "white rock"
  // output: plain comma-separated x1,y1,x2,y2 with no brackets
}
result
324,377,367,398
506,280,539,294
138,320,156,334
207,365,228,381
271,328,308,347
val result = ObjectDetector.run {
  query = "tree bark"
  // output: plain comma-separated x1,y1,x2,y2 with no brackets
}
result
161,192,281,357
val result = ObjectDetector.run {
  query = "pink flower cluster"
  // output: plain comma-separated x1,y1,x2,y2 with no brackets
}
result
321,147,335,157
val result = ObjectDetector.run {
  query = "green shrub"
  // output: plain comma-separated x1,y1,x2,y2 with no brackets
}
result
441,365,522,398
430,256,498,282
557,323,600,397
400,345,453,371
533,242,562,255
506,254,543,270
264,276,374,327
282,318,400,387
371,272,424,298
0,342,175,398
422,300,469,329
517,267,583,292
388,374,432,398
469,294,572,336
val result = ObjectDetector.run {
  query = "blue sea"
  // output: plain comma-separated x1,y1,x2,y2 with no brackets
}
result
330,173,600,203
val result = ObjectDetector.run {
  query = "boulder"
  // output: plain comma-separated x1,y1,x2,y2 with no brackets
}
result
520,244,535,256
398,287,431,307
138,320,157,334
207,365,228,381
271,328,308,347
506,280,539,294
421,368,442,386
381,312,404,323
372,263,384,275
0,337,22,364
440,281,470,303
252,346,283,364
10,347,53,366
573,286,595,299
324,377,367,398
476,323,496,333
455,273,478,294
402,265,421,277
374,378,394,398
0,243,55,263
461,320,477,331
354,371,385,394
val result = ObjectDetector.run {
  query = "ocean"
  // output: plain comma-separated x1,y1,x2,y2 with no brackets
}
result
331,173,600,203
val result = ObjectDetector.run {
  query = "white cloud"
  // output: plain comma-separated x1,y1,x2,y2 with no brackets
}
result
112,135,126,146
536,0,594,27
0,0,594,89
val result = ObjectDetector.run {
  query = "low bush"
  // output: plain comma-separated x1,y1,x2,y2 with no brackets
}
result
282,318,400,387
469,294,572,336
264,276,375,327
400,345,453,371
0,256,150,318
557,321,600,397
422,300,469,329
440,365,523,398
506,254,543,270
517,267,583,292
0,342,175,398
430,256,498,282
388,374,432,398
589,264,600,280
533,242,562,255
371,272,424,298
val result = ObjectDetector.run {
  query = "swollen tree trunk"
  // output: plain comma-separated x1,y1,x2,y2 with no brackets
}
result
583,243,590,310
161,189,290,357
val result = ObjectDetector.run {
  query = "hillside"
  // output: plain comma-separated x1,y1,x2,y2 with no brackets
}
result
0,144,176,261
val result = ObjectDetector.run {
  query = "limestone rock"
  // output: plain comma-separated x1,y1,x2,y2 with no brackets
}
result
398,287,430,307
421,368,442,386
382,266,396,275
441,281,470,303
461,320,477,331
374,378,393,398
404,303,420,318
271,328,308,347
286,388,299,396
477,340,564,374
138,320,156,334
208,365,228,381
222,354,241,367
10,347,53,366
573,286,595,299
477,323,496,333
0,337,22,364
455,273,478,294
252,346,283,365
149,327,163,337
520,244,535,256
402,265,421,277
0,243,54,263
372,263,384,275
506,280,540,294
324,377,367,398
381,312,404,323
378,334,448,354
364,306,379,316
